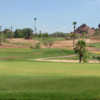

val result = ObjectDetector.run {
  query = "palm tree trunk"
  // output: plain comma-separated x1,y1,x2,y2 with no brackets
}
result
73,27,75,49
79,55,82,63
73,36,75,49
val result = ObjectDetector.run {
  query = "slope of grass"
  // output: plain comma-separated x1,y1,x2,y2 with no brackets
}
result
0,62,100,100
0,48,74,61
89,43,100,48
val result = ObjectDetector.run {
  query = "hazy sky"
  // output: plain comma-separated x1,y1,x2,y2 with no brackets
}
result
0,0,100,33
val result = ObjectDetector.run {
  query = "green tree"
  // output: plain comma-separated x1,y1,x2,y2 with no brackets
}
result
42,33,49,39
14,29,24,38
22,28,33,39
74,40,88,63
81,32,87,40
3,29,12,38
95,29,100,36
38,30,42,38
72,21,77,49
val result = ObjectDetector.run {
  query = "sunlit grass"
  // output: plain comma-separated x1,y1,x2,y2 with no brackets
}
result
0,62,100,100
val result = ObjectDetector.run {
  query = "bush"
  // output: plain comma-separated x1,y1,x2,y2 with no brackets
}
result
93,56,100,60
35,42,41,49
42,39,54,48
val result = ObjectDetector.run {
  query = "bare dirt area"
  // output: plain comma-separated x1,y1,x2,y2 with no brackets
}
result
0,38,100,54
52,40,73,49
35,57,100,63
35,55,100,64
88,47,100,54
52,39,100,49
52,39,100,54
8,38,38,44
0,38,38,48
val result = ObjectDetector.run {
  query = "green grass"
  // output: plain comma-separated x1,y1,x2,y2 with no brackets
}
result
0,62,100,100
88,43,100,48
34,37,65,42
0,48,74,61
0,48,100,100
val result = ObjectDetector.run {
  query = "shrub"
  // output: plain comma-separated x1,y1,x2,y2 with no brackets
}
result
35,42,41,49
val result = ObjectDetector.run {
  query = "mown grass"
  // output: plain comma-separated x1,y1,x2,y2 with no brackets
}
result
0,48,100,100
0,62,100,100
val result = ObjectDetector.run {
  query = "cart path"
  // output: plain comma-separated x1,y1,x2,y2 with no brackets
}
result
35,55,100,63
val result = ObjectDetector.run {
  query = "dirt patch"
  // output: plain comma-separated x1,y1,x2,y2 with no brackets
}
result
52,40,73,49
35,58,100,63
0,38,38,48
0,38,100,50
52,39,100,49
8,38,38,44
35,55,100,63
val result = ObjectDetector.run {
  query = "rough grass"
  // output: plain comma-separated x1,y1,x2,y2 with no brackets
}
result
0,62,100,100
34,37,65,42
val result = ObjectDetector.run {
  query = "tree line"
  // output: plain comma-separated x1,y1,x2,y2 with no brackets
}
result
1,28,69,39
0,23,100,40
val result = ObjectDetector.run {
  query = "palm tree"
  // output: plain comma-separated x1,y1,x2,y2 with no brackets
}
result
74,40,88,63
72,21,77,49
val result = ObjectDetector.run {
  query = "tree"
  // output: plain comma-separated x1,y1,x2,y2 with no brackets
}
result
42,33,49,39
38,30,42,38
22,28,33,39
74,40,88,63
50,32,66,37
14,29,24,38
95,29,100,35
81,32,87,40
72,21,77,49
3,29,12,38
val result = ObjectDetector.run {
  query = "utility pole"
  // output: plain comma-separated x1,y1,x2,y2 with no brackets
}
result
34,17,37,35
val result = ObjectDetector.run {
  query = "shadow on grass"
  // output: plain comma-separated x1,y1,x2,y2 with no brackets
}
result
0,77,100,100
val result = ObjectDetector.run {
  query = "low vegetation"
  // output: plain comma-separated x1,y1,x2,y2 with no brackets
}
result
75,40,88,63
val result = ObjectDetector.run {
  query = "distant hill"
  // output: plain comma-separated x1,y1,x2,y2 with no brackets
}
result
75,24,95,35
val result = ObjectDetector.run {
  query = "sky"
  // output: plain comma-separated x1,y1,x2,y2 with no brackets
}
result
0,0,100,33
